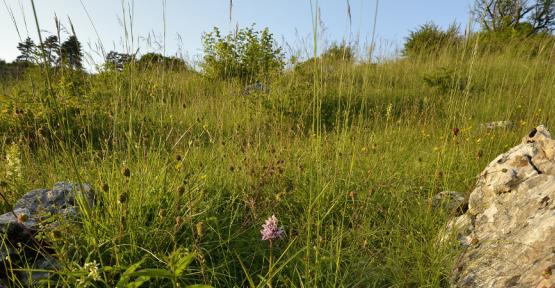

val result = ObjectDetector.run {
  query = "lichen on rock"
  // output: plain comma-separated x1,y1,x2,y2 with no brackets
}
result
445,125,555,287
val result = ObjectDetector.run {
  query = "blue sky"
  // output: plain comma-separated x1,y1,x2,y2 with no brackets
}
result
0,1,473,69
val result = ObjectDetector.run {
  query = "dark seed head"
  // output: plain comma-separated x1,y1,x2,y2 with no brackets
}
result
118,192,128,204
178,186,185,196
123,168,131,178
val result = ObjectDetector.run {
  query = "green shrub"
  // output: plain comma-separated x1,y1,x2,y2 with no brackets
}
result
422,67,466,93
201,26,284,83
136,52,189,71
403,23,461,57
319,42,355,62
468,30,555,57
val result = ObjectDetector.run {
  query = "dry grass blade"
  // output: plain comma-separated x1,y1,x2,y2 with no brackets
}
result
229,0,233,23
2,0,22,41
346,0,352,27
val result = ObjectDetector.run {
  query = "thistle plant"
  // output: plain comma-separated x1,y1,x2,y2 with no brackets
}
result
261,215,284,285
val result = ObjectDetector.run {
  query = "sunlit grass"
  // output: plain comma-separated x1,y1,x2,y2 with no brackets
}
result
0,4,554,287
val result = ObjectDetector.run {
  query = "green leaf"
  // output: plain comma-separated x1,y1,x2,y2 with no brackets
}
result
172,252,196,277
128,268,174,279
116,259,145,288
235,253,256,288
126,276,151,288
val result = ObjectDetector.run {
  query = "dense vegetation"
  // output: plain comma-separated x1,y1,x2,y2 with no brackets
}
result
1,2,555,287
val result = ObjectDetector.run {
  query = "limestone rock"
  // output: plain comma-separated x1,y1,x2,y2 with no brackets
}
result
0,182,94,285
432,191,467,215
439,213,473,246
447,125,555,287
15,182,93,214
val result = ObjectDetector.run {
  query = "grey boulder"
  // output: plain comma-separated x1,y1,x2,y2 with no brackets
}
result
446,125,555,287
0,182,94,285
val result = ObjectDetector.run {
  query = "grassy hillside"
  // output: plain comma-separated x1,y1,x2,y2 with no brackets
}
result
0,39,554,287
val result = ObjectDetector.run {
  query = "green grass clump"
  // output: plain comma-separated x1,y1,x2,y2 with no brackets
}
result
0,37,554,287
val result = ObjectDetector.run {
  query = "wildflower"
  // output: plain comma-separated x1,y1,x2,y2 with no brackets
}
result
84,260,100,281
175,162,183,171
452,127,460,136
5,144,22,180
385,103,393,121
261,215,284,241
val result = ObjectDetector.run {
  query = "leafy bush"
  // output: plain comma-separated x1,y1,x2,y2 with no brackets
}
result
403,23,461,57
0,60,33,81
136,52,189,71
103,52,189,72
201,26,284,83
104,51,135,71
319,42,355,62
467,29,555,57
422,67,466,93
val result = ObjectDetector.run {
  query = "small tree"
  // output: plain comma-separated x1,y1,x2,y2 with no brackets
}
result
320,42,355,62
16,37,37,64
105,51,135,71
472,0,555,34
201,26,284,83
136,53,188,71
41,35,61,67
61,35,83,70
403,23,460,57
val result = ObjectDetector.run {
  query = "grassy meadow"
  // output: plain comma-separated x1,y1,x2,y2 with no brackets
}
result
1,17,555,287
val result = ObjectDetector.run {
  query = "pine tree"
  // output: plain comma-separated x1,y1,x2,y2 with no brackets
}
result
42,35,60,67
16,37,37,64
61,35,83,70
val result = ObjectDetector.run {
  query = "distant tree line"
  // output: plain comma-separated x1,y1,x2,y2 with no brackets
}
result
103,51,189,72
15,35,83,69
0,33,84,81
